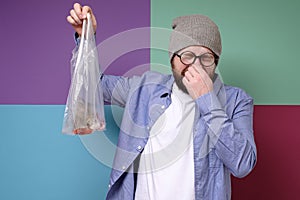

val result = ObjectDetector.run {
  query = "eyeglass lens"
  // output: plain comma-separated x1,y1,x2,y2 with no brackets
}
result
180,51,215,67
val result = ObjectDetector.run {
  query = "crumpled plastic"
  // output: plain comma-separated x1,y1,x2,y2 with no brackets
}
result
62,13,105,135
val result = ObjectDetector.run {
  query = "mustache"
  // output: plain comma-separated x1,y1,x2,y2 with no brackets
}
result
172,69,189,95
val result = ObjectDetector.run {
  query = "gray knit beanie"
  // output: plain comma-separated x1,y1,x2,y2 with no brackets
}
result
169,15,222,62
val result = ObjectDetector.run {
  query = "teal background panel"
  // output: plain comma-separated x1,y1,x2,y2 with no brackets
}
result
0,105,120,200
151,0,300,105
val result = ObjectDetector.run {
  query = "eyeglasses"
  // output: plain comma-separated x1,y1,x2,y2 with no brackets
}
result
175,51,218,67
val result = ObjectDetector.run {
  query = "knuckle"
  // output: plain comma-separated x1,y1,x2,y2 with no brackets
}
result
66,16,72,21
83,5,91,11
74,2,81,8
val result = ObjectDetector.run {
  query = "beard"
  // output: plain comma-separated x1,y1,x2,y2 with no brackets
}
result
172,69,189,94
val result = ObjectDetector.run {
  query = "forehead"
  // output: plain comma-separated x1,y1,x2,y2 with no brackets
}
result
179,45,213,54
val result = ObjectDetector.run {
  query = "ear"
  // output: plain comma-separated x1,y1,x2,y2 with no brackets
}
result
170,54,176,65
214,55,219,66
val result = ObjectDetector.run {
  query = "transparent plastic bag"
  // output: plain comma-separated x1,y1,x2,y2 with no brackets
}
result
62,13,105,135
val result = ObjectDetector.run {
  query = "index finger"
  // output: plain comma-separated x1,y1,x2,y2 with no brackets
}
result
190,65,206,75
190,65,211,80
82,5,92,19
73,3,83,19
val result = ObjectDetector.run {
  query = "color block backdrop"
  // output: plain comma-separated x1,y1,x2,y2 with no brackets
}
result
0,0,299,200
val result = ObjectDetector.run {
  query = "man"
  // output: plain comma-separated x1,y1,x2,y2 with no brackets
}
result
67,3,257,200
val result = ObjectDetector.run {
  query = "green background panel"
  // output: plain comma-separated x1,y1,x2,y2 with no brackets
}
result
151,0,300,105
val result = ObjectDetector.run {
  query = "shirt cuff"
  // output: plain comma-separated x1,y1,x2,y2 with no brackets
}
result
195,91,223,119
74,32,80,46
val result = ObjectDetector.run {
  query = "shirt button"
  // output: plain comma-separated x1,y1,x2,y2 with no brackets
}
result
137,145,142,150
108,184,111,188
147,126,150,130
122,166,126,170
161,105,165,109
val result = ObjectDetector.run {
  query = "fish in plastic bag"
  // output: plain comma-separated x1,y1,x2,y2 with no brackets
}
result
62,13,105,135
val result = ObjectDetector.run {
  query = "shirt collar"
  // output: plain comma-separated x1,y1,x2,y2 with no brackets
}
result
213,73,224,96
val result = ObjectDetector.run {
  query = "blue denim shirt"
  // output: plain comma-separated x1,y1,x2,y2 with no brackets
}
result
101,71,256,200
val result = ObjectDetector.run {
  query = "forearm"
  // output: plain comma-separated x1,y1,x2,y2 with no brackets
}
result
195,91,257,177
213,118,256,177
101,74,130,107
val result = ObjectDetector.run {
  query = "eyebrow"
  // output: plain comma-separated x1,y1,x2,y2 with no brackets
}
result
178,50,213,55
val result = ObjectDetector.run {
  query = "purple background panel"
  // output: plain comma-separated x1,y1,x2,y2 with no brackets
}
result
0,0,150,104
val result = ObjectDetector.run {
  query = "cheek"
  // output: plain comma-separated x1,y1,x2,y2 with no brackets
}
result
172,57,186,72
204,67,216,79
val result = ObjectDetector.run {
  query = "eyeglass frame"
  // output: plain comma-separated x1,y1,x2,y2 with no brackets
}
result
174,51,219,67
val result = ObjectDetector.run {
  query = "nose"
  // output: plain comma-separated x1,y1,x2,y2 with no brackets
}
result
193,57,203,69
189,59,207,75
181,61,202,76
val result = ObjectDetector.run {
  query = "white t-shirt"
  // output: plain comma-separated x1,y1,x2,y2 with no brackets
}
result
135,83,195,200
